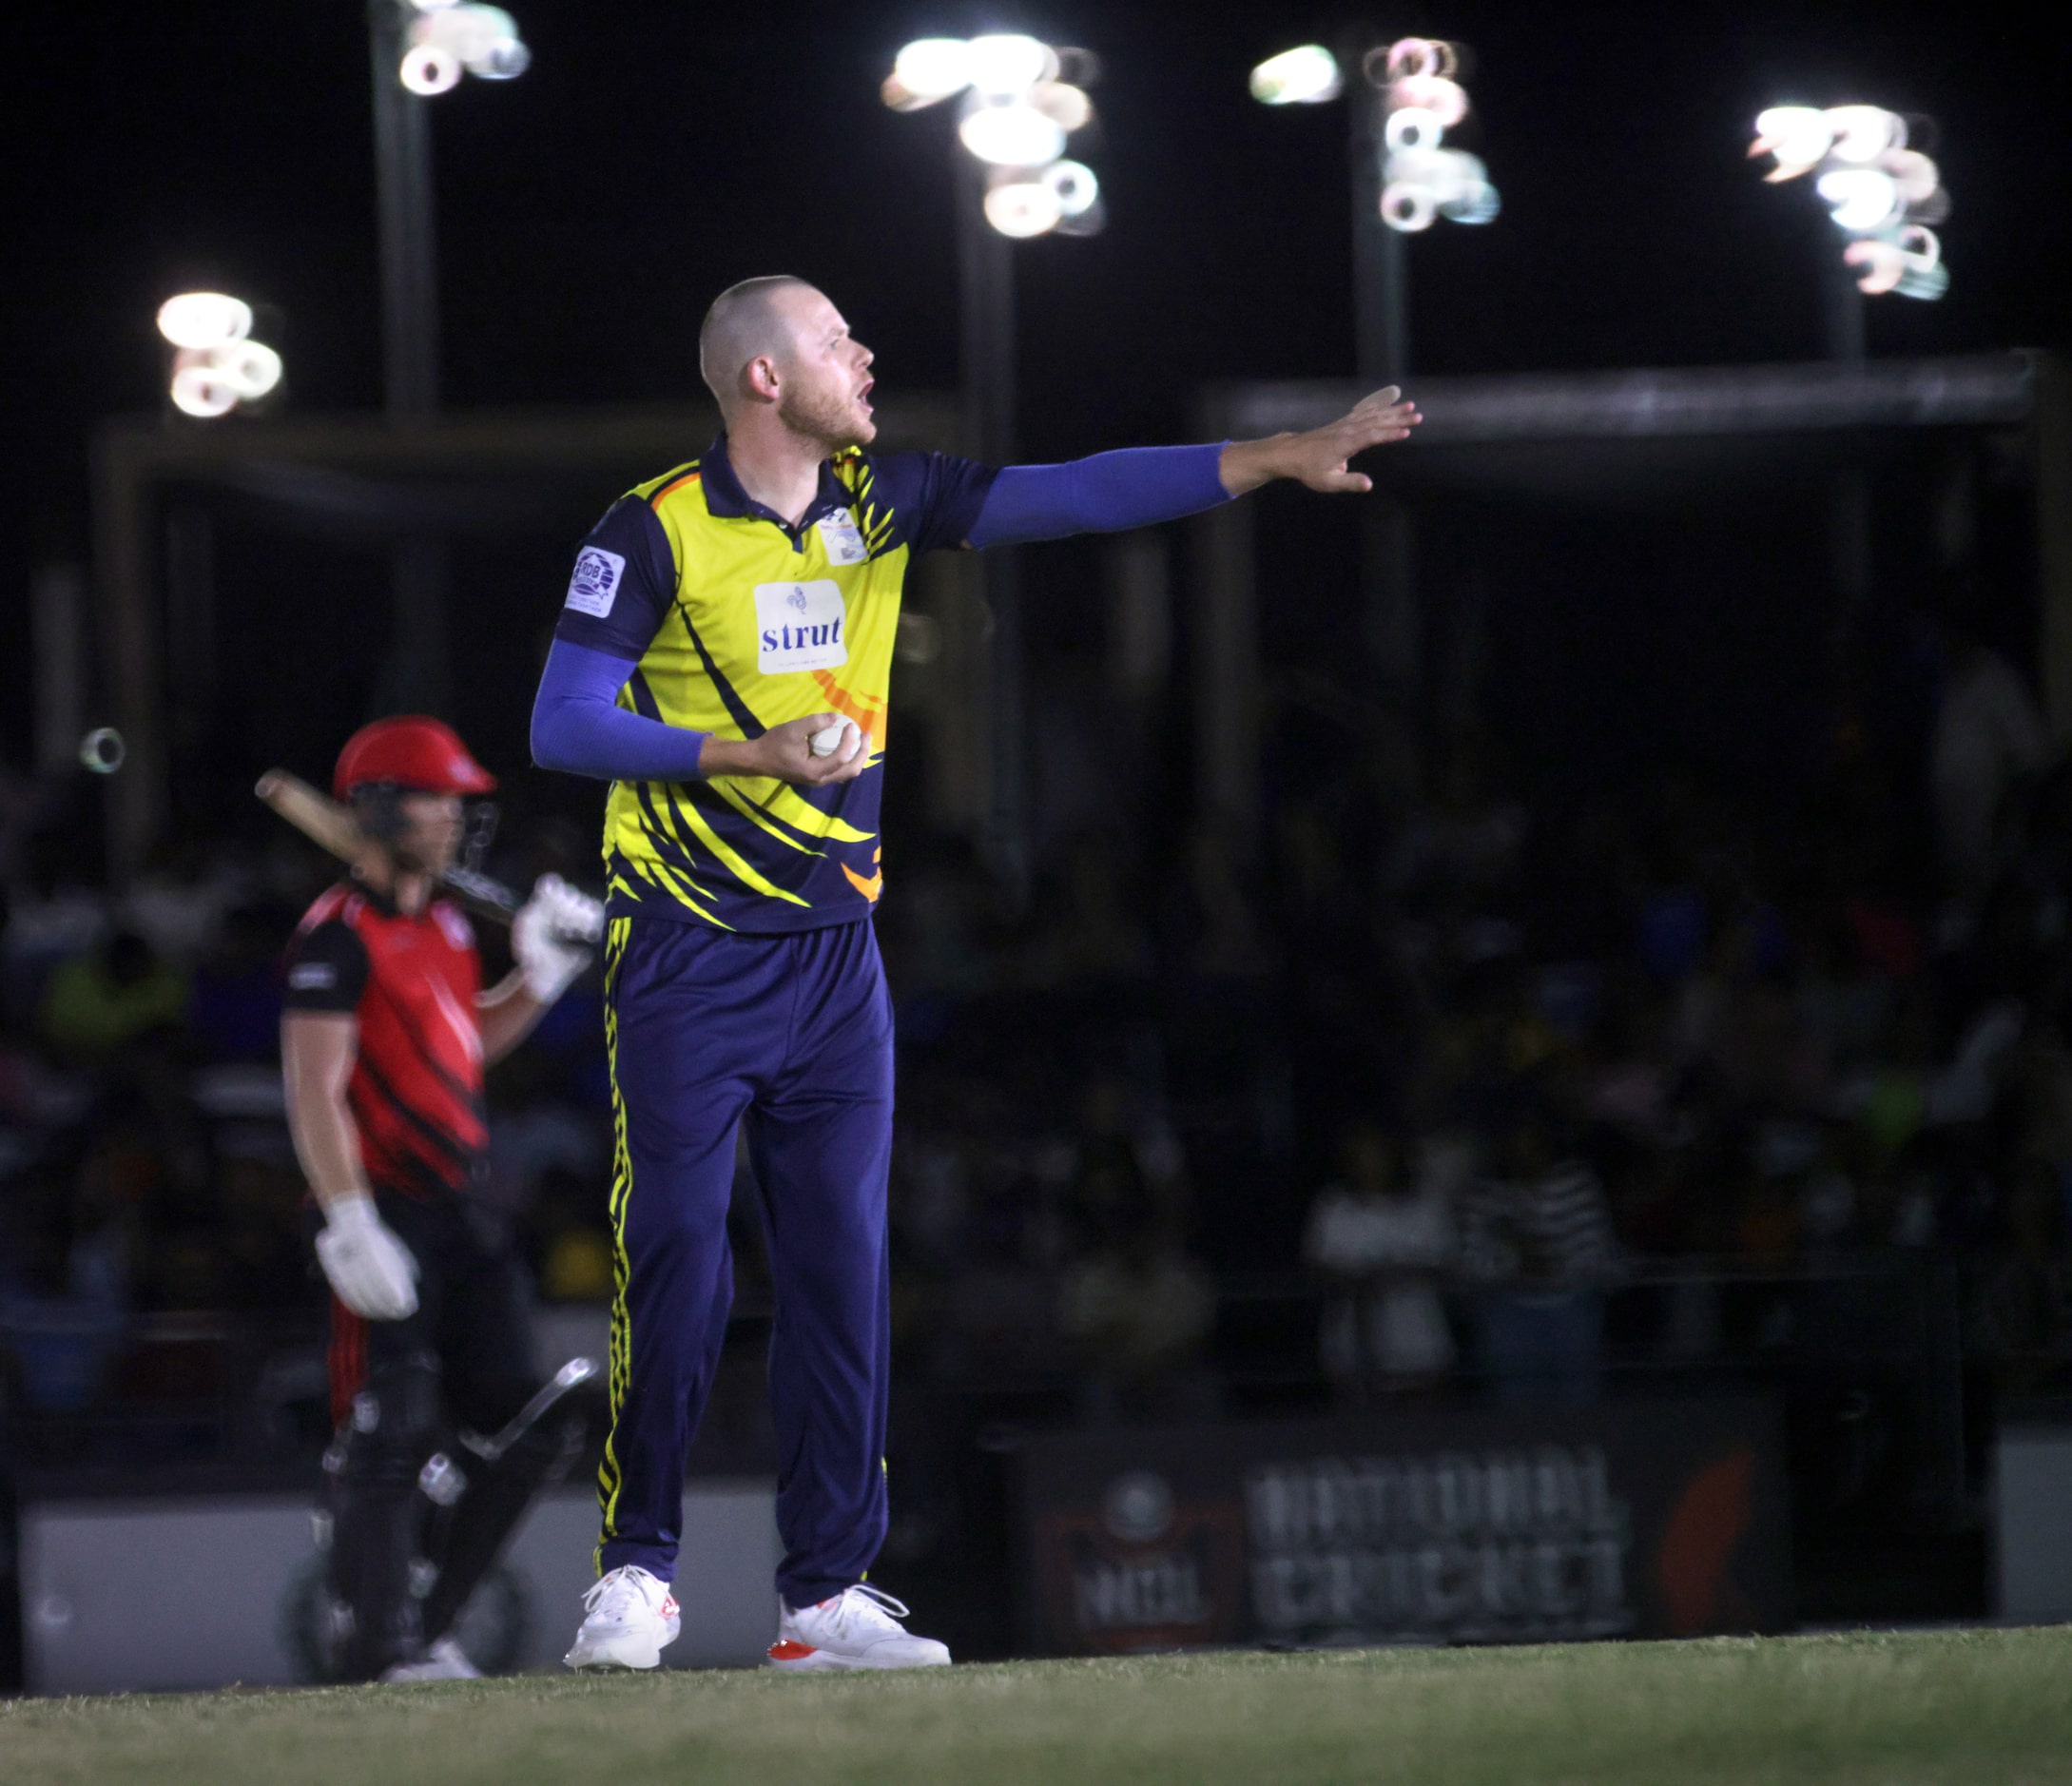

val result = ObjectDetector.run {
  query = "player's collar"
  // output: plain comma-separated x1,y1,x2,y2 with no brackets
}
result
345,871,435,922
701,433,852,535
345,874,400,918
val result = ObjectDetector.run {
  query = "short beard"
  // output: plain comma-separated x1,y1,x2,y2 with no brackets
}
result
778,382,873,454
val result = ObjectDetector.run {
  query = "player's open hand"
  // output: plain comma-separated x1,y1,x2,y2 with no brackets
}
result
1284,386,1422,493
707,713,871,786
1218,386,1422,496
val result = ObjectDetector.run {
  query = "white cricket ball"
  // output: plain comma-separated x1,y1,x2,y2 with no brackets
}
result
809,720,857,759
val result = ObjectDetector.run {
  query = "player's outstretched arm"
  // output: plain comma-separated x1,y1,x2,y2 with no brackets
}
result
1216,386,1422,496
960,387,1421,551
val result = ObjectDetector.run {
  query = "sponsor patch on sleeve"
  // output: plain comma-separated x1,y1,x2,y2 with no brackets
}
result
566,546,627,617
288,962,337,991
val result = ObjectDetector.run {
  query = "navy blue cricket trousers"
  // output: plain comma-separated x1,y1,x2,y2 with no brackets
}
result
596,914,893,1609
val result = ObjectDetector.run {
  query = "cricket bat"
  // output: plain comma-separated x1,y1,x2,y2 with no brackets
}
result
255,768,529,930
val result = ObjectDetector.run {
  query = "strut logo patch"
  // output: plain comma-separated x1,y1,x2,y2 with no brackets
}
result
754,580,848,673
566,546,625,617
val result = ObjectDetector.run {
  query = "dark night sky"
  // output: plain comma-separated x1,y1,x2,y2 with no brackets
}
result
5,1,2068,758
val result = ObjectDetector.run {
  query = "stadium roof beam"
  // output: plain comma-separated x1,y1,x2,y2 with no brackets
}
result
1207,354,2035,445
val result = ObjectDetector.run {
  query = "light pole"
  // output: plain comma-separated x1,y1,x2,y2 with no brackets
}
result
1251,36,1498,384
368,0,532,414
882,34,1104,897
364,0,530,712
1750,105,1950,654
1252,35,1497,794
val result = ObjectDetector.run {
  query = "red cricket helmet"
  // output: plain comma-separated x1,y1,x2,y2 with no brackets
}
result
333,716,497,802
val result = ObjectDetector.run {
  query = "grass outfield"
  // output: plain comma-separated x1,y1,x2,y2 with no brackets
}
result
6,1628,2072,1786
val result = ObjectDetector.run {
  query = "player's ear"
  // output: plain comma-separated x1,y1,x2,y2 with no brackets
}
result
742,353,782,405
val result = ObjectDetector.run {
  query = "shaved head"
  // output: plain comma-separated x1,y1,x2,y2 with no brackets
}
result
697,276,878,452
698,276,817,414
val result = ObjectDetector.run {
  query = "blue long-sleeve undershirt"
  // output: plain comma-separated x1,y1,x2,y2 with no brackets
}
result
531,641,708,783
531,444,1235,783
966,442,1231,548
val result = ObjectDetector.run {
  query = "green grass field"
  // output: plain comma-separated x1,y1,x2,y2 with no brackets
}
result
7,1628,2072,1786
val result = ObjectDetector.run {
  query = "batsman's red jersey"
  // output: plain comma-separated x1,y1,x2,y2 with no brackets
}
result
281,883,487,1196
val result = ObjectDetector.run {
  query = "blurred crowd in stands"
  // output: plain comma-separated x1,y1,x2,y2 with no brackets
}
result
3,600,2069,1492
0,804,615,1440
872,609,2072,1444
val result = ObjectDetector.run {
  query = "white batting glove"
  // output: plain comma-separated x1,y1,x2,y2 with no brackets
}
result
316,1192,419,1321
513,872,600,1002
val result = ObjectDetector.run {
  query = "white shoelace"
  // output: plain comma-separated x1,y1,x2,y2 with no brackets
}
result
583,1565,664,1620
819,1583,912,1637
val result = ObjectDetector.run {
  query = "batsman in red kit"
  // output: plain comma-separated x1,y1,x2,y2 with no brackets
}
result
281,716,605,1681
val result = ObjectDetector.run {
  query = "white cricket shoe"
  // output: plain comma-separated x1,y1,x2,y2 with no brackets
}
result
563,1565,681,1671
767,1584,951,1672
381,1637,481,1682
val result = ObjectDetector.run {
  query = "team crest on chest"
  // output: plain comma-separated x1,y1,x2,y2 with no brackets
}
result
817,508,870,566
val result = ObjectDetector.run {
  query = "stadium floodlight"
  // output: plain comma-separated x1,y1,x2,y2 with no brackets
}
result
1751,104,1949,299
1043,161,1100,217
983,180,1063,239
1249,45,1343,106
965,33,1055,96
396,0,530,96
1250,30,1497,380
158,292,282,418
1370,39,1497,230
959,99,1067,168
893,38,974,104
155,292,253,351
1251,35,1498,234
881,34,1105,238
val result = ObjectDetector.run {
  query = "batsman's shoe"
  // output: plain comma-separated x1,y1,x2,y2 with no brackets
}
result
564,1565,681,1671
767,1584,951,1672
380,1637,481,1682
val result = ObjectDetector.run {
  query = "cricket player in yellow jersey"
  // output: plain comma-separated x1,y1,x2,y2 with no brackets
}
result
533,276,1419,1670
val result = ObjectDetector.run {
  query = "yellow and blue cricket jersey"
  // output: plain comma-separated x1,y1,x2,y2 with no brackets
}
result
554,437,995,933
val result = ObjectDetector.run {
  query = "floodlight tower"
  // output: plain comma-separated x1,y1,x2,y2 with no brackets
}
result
368,0,531,418
1249,36,1496,797
1250,36,1498,383
1750,106,1948,664
365,0,529,716
882,34,1105,896
881,35,1105,462
1749,104,1950,365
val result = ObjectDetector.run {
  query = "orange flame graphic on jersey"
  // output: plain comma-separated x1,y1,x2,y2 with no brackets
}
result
842,845,883,903
812,670,887,755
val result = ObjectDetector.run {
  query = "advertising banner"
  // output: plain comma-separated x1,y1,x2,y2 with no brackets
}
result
1015,1398,1790,1655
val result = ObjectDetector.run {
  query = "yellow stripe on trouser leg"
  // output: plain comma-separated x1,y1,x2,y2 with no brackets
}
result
595,917,634,1573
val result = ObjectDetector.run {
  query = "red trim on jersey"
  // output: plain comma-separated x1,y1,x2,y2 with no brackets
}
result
289,883,488,1198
